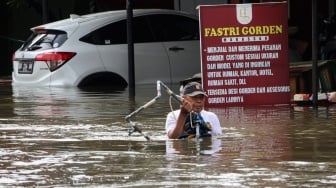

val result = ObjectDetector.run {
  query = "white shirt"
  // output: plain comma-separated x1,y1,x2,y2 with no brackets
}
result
165,109,222,137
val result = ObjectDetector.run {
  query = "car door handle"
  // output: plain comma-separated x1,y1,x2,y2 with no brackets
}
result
169,46,184,52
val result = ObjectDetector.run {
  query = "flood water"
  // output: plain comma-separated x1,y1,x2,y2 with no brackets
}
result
0,82,336,187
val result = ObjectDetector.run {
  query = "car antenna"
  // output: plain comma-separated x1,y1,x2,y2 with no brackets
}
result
70,14,81,19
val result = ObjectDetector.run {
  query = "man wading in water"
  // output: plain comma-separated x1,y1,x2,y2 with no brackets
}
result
165,82,222,139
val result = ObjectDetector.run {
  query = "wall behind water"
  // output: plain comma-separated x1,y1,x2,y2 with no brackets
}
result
0,2,10,77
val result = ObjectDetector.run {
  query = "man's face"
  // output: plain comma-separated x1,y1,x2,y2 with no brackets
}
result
186,94,205,113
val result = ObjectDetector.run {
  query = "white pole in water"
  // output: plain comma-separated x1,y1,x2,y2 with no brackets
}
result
195,124,200,139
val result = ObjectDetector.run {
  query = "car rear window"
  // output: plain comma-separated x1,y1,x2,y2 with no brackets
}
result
21,30,67,51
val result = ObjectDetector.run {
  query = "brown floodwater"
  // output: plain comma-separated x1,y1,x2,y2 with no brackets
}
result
0,82,335,187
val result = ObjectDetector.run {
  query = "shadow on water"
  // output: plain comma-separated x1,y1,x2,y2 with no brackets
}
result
0,82,336,187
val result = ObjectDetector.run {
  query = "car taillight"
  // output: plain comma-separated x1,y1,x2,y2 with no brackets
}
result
35,52,76,72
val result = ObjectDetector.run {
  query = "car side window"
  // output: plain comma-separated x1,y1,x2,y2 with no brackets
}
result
148,14,199,42
80,20,126,45
133,16,155,43
80,16,155,45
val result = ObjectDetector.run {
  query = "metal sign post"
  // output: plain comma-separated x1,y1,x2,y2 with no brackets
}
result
127,0,135,97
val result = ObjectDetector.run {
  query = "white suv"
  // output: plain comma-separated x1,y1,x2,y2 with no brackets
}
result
12,9,201,88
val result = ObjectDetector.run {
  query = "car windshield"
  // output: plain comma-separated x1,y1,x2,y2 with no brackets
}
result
21,30,67,51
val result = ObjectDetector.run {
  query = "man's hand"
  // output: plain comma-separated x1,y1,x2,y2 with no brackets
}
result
180,96,193,115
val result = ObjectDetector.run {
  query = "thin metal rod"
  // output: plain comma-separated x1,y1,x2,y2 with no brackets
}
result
125,80,183,140
159,81,182,104
312,0,318,108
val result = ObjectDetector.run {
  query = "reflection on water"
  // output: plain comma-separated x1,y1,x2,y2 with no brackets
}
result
0,83,336,187
11,86,129,121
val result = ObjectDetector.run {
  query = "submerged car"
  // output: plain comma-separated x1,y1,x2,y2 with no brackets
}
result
12,9,201,88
